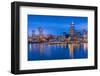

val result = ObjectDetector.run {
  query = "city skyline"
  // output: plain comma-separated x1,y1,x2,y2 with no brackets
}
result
28,15,88,36
28,15,88,60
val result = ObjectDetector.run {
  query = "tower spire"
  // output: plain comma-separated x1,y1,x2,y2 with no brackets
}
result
71,21,74,26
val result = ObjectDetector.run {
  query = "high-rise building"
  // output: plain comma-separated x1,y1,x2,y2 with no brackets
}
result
70,22,75,37
38,27,44,36
83,29,88,42
32,30,35,37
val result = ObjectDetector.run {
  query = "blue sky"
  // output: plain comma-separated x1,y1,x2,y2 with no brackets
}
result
28,15,88,36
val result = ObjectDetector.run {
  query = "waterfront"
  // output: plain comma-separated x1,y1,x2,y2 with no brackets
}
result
28,15,88,61
28,43,88,61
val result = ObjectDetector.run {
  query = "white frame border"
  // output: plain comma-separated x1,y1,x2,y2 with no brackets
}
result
20,6,95,70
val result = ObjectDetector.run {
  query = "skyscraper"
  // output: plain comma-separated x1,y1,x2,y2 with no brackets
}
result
38,27,44,36
32,30,35,37
70,22,75,37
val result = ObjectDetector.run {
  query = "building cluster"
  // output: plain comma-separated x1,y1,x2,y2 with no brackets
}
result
28,22,88,44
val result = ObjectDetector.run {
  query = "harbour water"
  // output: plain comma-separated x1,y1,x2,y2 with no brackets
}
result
28,43,88,61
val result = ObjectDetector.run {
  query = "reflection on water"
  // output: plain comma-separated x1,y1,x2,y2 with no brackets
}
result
28,43,88,61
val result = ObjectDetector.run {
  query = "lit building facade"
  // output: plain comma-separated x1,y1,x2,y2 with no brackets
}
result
70,22,75,37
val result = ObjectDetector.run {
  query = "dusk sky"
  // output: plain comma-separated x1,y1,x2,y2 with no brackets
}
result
28,15,88,36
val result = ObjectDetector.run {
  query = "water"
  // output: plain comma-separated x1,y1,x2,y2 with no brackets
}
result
28,43,88,61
